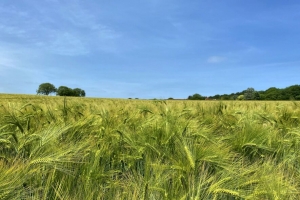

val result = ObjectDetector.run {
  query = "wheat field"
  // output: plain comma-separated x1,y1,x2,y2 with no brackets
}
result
0,94,300,199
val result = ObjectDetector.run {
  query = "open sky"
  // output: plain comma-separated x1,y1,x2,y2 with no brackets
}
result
1,0,300,99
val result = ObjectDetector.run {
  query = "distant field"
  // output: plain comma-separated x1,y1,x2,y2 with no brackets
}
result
1,94,300,199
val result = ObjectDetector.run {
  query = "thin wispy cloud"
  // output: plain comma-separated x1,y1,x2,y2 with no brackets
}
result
0,56,15,71
207,56,226,64
0,0,122,56
48,32,89,56
0,47,29,72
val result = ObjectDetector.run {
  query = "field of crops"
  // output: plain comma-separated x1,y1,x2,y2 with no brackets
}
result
1,94,300,199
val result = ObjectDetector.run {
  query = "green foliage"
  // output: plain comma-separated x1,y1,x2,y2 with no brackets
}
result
73,88,86,97
56,86,85,97
56,86,73,96
188,93,205,100
189,84,300,100
37,83,56,95
1,96,300,199
237,95,244,100
37,83,85,97
244,87,255,100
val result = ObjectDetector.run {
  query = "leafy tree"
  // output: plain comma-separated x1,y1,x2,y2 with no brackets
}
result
187,84,300,101
264,87,281,100
259,94,266,100
73,88,86,97
37,83,57,95
211,94,221,100
230,94,238,100
244,87,255,100
80,89,86,97
221,94,230,100
254,92,260,100
56,86,86,97
188,93,205,100
237,95,244,100
284,85,300,100
56,86,74,96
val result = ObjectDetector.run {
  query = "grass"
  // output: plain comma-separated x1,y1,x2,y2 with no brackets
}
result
0,94,300,199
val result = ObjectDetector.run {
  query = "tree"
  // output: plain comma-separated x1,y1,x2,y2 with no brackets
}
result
79,89,86,97
221,94,230,100
37,83,56,95
56,86,86,97
237,95,244,100
73,88,86,97
284,85,300,100
56,86,74,96
264,87,281,100
254,92,260,100
188,93,205,100
244,87,255,100
211,94,221,100
231,94,238,100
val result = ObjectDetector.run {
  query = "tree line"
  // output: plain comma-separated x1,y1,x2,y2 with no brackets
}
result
37,83,86,97
188,84,300,100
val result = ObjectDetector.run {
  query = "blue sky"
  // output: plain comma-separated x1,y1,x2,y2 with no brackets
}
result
1,0,300,98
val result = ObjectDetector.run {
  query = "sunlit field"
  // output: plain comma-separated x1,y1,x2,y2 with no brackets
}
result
1,94,300,199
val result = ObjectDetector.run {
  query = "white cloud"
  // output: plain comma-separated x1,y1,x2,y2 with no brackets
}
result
207,56,226,63
0,1,123,56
